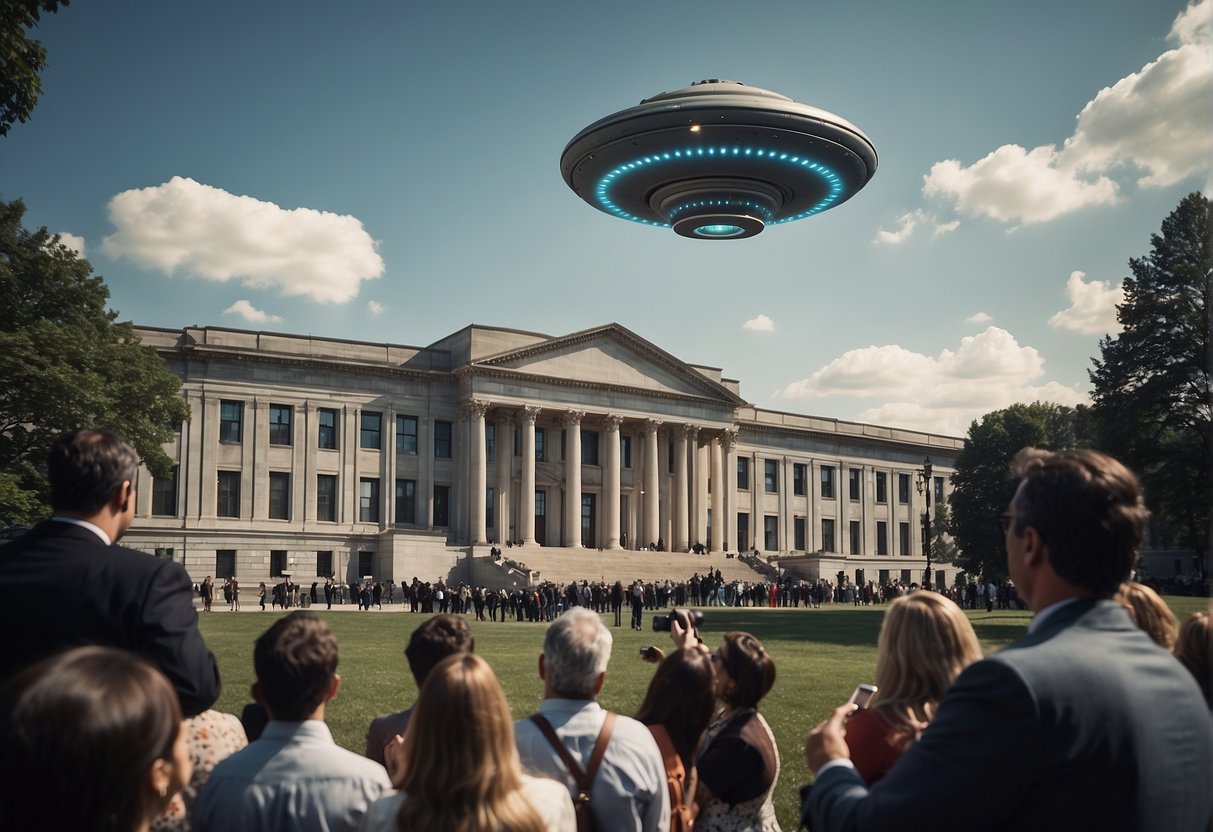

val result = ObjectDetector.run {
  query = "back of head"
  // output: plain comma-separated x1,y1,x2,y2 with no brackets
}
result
404,614,475,687
0,645,182,832
718,631,776,709
1174,611,1211,708
47,428,139,513
254,611,338,721
1011,448,1148,597
1115,581,1179,650
398,653,542,832
874,591,983,723
635,647,716,768
543,607,612,699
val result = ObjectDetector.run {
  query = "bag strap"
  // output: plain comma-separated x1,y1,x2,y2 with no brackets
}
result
529,712,617,792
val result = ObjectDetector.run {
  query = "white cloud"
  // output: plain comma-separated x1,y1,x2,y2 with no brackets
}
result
743,314,775,333
367,301,387,315
1048,270,1124,335
55,232,85,256
965,312,992,326
223,299,283,325
872,210,959,245
922,0,1212,225
774,326,1088,435
101,177,384,303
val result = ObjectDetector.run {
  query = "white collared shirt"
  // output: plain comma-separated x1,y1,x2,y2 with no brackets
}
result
49,516,111,545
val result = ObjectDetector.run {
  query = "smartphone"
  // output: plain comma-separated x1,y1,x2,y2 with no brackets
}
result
848,683,878,708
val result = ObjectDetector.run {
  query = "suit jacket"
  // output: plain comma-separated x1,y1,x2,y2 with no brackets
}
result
804,599,1213,832
0,520,220,715
364,706,413,767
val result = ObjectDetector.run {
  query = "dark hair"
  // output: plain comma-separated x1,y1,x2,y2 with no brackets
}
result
1011,448,1149,597
0,646,183,832
635,648,716,769
254,611,338,721
47,428,139,513
718,631,776,709
405,614,475,687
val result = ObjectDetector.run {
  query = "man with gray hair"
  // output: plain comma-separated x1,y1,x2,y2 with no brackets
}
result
515,606,669,831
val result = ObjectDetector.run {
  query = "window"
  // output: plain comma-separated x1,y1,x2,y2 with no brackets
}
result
360,411,382,450
876,521,888,555
934,476,944,503
486,422,496,463
396,415,418,454
737,458,750,490
822,518,836,553
215,549,235,579
316,551,332,578
358,551,373,577
764,459,778,493
434,420,452,458
850,520,861,555
434,484,450,526
270,550,287,577
395,479,416,524
898,473,911,504
901,569,912,585
151,466,178,516
219,400,243,443
736,512,749,553
581,429,599,465
318,408,338,450
900,522,911,555
793,463,807,496
217,471,240,518
794,517,806,550
269,404,292,445
154,547,174,561
849,468,861,501
821,465,836,499
763,515,778,550
879,569,890,586
359,478,380,523
534,427,545,462
317,475,337,522
620,435,632,468
876,472,888,503
268,472,291,520
486,486,495,530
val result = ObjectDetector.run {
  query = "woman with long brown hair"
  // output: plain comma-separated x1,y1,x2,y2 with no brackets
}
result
844,591,983,784
360,653,575,832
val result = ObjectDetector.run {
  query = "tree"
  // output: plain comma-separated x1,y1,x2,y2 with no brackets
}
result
948,402,1089,579
0,2,68,136
0,198,189,525
929,503,958,566
1090,193,1211,575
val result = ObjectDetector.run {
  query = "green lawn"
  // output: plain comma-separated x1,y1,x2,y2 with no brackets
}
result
198,595,1203,830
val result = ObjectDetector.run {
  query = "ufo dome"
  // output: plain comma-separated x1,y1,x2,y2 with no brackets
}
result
560,80,878,240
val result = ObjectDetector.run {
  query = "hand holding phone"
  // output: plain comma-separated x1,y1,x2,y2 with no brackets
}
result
848,683,878,709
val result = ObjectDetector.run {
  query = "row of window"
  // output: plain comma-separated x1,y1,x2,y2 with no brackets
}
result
737,459,944,504
750,514,922,556
219,402,447,456
210,472,450,526
211,549,376,580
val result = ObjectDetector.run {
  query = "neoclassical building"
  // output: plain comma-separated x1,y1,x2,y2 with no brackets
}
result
125,322,963,589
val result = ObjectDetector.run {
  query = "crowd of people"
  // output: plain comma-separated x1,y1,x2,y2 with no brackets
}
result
0,430,1210,832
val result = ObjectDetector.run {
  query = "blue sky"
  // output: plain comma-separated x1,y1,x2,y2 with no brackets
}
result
5,0,1209,436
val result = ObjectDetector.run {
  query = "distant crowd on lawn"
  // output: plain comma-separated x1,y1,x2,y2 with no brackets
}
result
0,430,1210,832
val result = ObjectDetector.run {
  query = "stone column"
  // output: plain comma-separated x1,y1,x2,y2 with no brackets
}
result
710,436,724,552
563,411,584,547
520,406,539,545
251,399,269,519
603,415,623,550
303,402,318,522
673,424,691,551
468,400,489,545
193,392,212,520
722,429,738,553
643,419,662,547
692,429,707,548
496,413,513,544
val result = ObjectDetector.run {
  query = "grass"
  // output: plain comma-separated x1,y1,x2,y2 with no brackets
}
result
198,595,1203,830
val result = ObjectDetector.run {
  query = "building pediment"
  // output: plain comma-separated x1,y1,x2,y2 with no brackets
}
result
462,324,745,407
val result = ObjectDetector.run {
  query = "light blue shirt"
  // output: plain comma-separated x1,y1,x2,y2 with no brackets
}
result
515,698,670,832
193,720,391,832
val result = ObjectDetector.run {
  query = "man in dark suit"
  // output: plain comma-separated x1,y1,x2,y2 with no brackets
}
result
803,447,1213,832
0,429,219,715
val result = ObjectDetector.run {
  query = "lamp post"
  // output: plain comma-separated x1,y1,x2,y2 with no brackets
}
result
915,457,933,589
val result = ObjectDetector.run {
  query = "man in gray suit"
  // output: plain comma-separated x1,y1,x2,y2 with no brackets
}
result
803,447,1212,832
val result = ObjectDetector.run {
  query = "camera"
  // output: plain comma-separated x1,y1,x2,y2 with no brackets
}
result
652,610,704,632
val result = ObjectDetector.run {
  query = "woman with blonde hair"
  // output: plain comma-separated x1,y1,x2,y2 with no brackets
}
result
360,653,575,832
1174,611,1210,708
1115,581,1178,649
845,591,983,784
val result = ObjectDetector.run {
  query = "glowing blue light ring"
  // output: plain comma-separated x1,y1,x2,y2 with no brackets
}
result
666,197,774,223
592,146,846,228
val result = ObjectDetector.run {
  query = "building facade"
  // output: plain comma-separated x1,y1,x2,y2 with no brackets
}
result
125,322,964,588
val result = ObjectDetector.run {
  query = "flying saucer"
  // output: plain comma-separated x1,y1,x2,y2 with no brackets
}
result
560,79,878,240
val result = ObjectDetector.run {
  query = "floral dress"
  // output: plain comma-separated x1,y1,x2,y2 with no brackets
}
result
151,710,247,832
694,709,781,832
